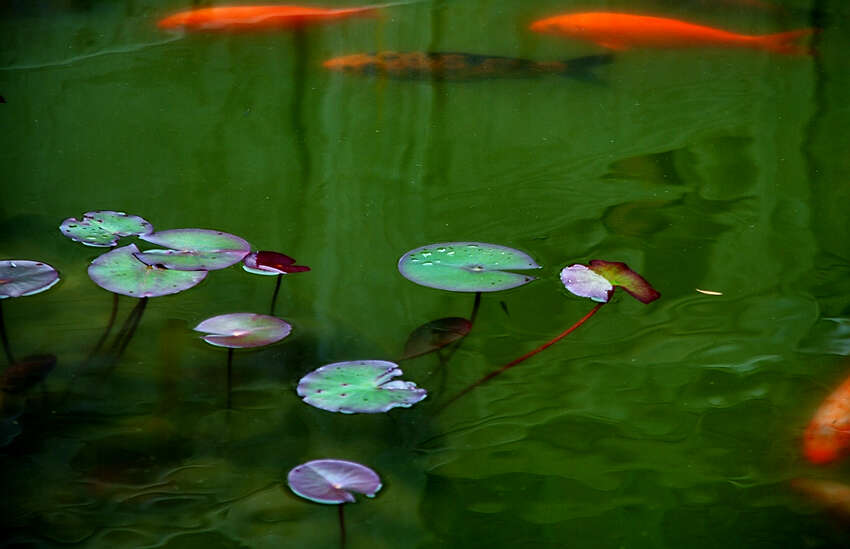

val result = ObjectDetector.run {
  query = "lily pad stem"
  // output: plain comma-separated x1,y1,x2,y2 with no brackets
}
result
0,300,13,365
338,503,346,549
110,297,148,362
226,347,233,409
270,274,283,315
87,292,119,362
437,302,605,413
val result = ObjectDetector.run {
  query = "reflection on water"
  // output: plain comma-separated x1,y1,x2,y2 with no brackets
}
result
2,0,850,547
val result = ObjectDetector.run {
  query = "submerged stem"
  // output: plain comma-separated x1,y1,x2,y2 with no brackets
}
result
87,292,119,362
338,503,346,549
437,302,605,413
0,300,14,365
226,348,233,409
270,274,283,315
112,297,148,361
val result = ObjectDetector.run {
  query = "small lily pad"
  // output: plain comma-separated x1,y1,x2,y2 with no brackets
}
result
59,211,153,247
297,360,427,414
398,242,540,292
287,459,382,504
560,264,613,303
0,260,60,299
136,229,251,271
403,317,472,360
194,313,292,348
588,260,660,304
88,244,207,297
243,251,311,276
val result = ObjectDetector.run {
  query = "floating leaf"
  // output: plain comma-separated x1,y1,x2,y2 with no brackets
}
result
287,459,382,504
1,354,56,393
403,317,471,360
88,244,207,298
398,242,540,292
243,251,311,276
136,229,251,271
297,360,427,414
193,313,291,348
588,260,660,304
59,211,153,247
559,264,613,303
0,260,60,299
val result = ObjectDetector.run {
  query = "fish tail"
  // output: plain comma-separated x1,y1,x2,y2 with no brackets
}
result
758,28,814,55
560,54,615,82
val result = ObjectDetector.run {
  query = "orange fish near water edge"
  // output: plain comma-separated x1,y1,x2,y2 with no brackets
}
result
158,4,380,31
803,372,850,465
529,12,812,54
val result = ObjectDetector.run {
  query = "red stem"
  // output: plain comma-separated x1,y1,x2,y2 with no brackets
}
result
437,302,605,413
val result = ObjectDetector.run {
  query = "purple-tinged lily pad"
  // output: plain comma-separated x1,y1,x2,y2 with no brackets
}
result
243,251,311,276
398,242,540,293
287,459,382,504
403,317,472,360
88,244,207,298
193,313,291,348
297,360,427,414
588,260,660,304
559,264,613,303
136,229,251,271
59,211,153,247
0,260,60,299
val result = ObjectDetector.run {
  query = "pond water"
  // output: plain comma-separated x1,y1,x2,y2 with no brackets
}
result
2,0,850,547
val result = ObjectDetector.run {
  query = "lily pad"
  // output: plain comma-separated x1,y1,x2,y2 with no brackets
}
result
287,459,382,504
0,260,60,299
559,264,613,303
587,260,660,304
88,244,207,297
297,360,427,414
403,317,471,360
193,313,291,348
398,242,540,292
136,229,251,271
59,211,153,247
243,251,311,276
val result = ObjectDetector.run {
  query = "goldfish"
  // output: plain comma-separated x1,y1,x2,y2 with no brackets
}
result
323,51,613,81
529,12,812,54
157,4,379,31
803,372,850,465
792,479,850,521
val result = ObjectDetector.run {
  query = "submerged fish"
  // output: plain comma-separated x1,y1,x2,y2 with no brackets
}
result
157,4,379,31
323,51,613,80
792,479,850,521
804,372,850,464
529,12,812,54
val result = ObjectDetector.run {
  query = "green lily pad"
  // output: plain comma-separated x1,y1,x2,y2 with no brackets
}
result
0,260,60,299
297,360,427,414
136,229,251,271
88,244,207,298
193,313,292,348
398,242,540,292
59,211,153,247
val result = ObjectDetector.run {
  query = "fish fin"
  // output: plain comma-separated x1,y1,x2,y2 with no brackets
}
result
759,28,815,55
560,54,614,83
595,40,630,51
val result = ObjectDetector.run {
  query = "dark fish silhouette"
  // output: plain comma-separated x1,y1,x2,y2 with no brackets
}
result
323,51,613,81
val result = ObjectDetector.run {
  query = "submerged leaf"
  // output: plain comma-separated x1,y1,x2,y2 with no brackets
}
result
297,360,427,414
243,251,311,276
1,354,57,393
193,313,292,348
59,211,153,247
287,459,382,504
398,242,540,292
88,244,207,298
0,260,60,299
403,317,471,360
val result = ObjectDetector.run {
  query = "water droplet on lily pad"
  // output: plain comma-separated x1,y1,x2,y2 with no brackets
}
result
297,360,427,414
0,260,60,299
398,242,540,292
135,229,251,271
193,313,292,348
287,459,382,504
242,251,311,276
59,211,153,247
88,244,207,297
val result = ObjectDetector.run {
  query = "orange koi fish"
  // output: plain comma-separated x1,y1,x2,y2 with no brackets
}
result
323,51,613,81
804,373,850,465
529,12,812,54
158,4,379,31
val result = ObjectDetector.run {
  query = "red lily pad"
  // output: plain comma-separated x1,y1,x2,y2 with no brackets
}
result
243,251,311,276
561,260,659,304
193,313,292,348
1,354,57,393
287,459,382,504
59,211,153,247
402,317,472,360
0,260,60,299
88,244,207,298
136,229,251,271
